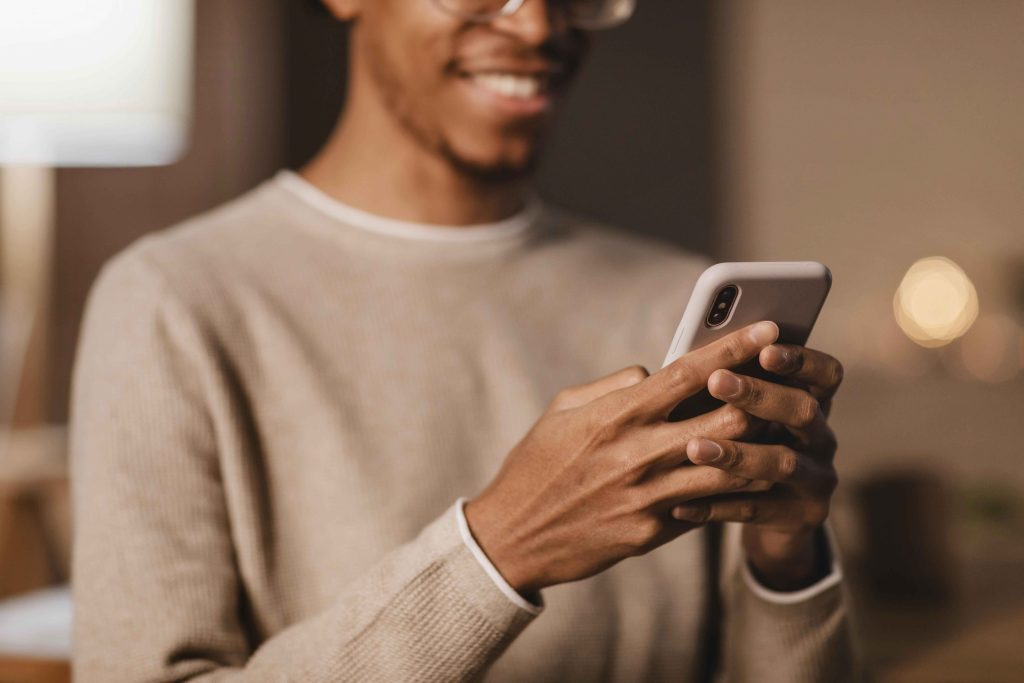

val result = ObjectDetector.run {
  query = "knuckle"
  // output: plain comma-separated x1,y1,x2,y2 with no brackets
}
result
828,358,845,389
606,448,638,486
685,502,711,524
737,501,759,522
624,364,651,384
720,443,742,470
721,333,749,363
665,362,701,394
725,407,753,437
777,449,801,481
794,397,820,428
619,533,646,555
606,395,645,430
630,517,662,549
584,413,622,449
728,475,753,491
743,382,764,407
738,412,757,435
550,386,578,410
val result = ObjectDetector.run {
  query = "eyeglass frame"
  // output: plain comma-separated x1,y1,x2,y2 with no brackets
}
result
427,0,636,30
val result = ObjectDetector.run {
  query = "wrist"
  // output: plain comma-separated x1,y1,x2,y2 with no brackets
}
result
743,525,829,591
464,496,542,598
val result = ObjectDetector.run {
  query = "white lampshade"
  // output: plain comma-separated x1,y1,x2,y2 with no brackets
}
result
0,0,194,167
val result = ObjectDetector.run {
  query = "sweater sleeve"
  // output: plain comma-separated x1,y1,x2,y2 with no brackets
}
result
69,245,539,682
714,521,864,683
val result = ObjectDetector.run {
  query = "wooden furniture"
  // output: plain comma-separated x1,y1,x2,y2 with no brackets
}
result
0,656,69,683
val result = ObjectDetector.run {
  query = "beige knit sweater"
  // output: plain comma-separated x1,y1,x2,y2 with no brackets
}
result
70,171,859,682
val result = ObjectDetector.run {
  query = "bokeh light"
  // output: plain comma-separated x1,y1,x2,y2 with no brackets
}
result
894,256,979,348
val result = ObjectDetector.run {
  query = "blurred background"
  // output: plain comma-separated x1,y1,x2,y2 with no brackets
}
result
1,1,1021,681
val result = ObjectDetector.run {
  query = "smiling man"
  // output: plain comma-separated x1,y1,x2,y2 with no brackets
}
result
70,1,859,681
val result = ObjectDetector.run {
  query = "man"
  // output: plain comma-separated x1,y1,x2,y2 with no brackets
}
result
71,0,860,680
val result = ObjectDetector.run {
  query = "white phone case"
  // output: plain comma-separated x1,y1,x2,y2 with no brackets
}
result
662,261,832,368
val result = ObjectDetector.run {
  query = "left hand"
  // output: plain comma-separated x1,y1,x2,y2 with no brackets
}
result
670,342,844,590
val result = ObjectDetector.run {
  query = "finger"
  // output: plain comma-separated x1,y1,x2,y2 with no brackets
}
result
639,465,774,509
708,369,826,435
548,365,650,413
641,404,767,472
686,437,821,485
758,345,844,401
760,418,838,461
631,321,780,419
670,493,786,524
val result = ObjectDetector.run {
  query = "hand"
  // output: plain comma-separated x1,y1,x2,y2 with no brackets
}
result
464,321,781,597
670,344,844,590
759,342,844,418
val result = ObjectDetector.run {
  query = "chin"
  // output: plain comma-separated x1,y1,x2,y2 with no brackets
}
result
450,150,539,183
442,130,545,182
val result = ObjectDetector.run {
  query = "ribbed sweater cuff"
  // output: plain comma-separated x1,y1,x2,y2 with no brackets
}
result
432,499,540,636
720,521,858,682
729,520,845,628
315,499,543,681
739,524,843,608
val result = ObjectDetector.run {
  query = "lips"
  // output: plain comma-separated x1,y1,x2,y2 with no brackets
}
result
453,59,574,119
446,38,579,120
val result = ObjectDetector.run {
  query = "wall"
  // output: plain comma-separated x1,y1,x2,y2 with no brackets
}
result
717,0,1024,487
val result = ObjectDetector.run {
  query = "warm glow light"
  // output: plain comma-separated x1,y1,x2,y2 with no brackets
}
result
894,256,979,348
0,0,194,166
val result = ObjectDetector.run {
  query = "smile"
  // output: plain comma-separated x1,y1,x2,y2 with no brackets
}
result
464,72,549,100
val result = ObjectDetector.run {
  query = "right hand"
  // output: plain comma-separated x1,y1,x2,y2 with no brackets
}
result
464,321,781,597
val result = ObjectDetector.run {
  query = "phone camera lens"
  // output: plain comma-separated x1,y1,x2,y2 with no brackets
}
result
706,285,738,328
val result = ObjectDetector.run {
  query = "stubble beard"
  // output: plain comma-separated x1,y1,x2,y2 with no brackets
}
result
366,45,543,185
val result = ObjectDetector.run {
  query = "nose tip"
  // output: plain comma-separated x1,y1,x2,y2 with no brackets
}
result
491,0,565,44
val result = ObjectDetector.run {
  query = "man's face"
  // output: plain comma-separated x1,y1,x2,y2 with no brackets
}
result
353,0,591,181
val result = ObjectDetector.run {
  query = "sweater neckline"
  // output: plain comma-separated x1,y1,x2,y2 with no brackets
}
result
274,169,543,245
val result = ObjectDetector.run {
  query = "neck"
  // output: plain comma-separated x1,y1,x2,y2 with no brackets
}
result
300,56,530,226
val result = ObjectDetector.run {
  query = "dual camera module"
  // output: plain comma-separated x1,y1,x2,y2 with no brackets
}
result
705,285,738,327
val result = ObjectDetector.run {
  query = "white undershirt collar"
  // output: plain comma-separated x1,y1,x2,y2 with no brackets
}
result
276,169,541,244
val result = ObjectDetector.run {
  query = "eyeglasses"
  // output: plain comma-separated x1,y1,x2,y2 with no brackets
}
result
430,0,637,31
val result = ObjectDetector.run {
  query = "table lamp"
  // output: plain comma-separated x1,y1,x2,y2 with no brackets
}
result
0,0,194,429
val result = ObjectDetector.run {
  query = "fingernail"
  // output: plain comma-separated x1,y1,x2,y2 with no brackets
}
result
748,321,779,347
710,370,742,399
767,345,793,368
688,438,723,464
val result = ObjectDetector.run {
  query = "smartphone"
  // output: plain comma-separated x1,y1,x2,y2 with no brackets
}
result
662,261,832,422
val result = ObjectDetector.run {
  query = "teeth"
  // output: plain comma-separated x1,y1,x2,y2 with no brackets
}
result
470,73,544,100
